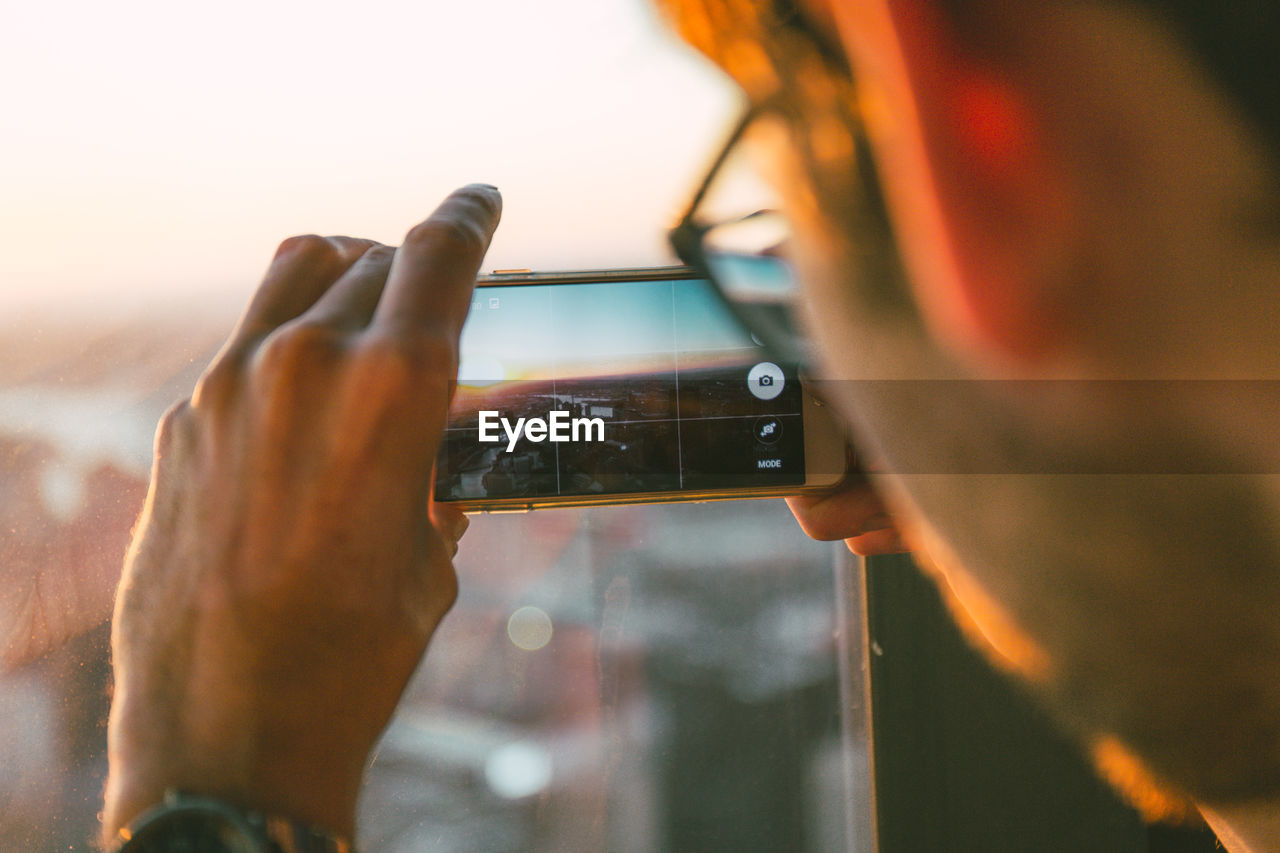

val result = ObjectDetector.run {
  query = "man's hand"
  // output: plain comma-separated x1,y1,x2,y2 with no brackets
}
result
786,471,909,556
101,185,502,843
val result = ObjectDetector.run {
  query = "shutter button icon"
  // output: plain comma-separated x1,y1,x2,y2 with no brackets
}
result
747,362,785,401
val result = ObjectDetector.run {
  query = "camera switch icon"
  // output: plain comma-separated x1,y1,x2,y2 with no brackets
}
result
754,415,783,445
747,362,785,400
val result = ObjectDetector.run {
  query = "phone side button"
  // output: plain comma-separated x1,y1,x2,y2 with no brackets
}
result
485,506,532,514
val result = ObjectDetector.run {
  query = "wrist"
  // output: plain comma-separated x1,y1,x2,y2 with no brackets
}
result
105,790,355,853
103,764,362,847
103,766,362,848
104,689,366,844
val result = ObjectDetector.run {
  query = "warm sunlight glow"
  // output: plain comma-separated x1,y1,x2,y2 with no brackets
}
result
457,356,508,388
0,0,739,316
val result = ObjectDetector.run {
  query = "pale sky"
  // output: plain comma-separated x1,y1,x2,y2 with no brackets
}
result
0,0,740,316
456,277,756,382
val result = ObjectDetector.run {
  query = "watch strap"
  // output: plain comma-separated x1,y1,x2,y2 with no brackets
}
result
261,811,354,853
113,790,354,853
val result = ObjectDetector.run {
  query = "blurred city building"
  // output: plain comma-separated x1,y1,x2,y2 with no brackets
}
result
0,311,854,851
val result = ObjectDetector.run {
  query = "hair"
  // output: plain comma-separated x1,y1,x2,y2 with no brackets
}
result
941,0,1280,159
1143,1,1280,156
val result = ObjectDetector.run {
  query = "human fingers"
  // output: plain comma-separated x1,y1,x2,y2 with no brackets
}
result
305,243,396,330
430,502,471,557
374,184,502,338
844,526,909,556
787,483,911,556
232,235,378,343
786,476,892,541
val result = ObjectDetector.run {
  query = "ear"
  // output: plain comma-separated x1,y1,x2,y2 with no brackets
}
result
820,0,1080,368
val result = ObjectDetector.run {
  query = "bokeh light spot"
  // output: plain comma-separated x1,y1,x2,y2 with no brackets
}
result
507,605,553,651
485,741,553,800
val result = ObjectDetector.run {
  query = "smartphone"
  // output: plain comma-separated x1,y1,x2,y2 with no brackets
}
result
433,266,847,511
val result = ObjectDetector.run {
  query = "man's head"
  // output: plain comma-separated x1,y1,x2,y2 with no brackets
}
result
662,0,1280,816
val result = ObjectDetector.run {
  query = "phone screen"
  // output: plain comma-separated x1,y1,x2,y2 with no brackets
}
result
433,274,807,503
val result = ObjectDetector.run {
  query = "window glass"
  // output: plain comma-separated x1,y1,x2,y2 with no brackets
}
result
0,0,868,849
361,502,853,852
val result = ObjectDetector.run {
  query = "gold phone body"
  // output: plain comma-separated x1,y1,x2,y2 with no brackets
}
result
435,266,847,513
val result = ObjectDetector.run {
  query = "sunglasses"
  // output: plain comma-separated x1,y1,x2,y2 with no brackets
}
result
664,0,875,374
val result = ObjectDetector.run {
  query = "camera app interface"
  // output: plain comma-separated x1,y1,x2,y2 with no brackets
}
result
434,276,806,502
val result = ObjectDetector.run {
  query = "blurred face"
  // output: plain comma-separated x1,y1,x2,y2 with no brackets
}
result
659,0,1280,809
656,0,992,528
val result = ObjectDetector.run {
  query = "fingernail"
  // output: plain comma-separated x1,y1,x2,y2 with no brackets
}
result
465,182,499,193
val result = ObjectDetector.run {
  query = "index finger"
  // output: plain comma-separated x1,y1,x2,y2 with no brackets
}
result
375,183,503,336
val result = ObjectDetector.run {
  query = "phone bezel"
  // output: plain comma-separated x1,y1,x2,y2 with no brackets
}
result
439,265,848,512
